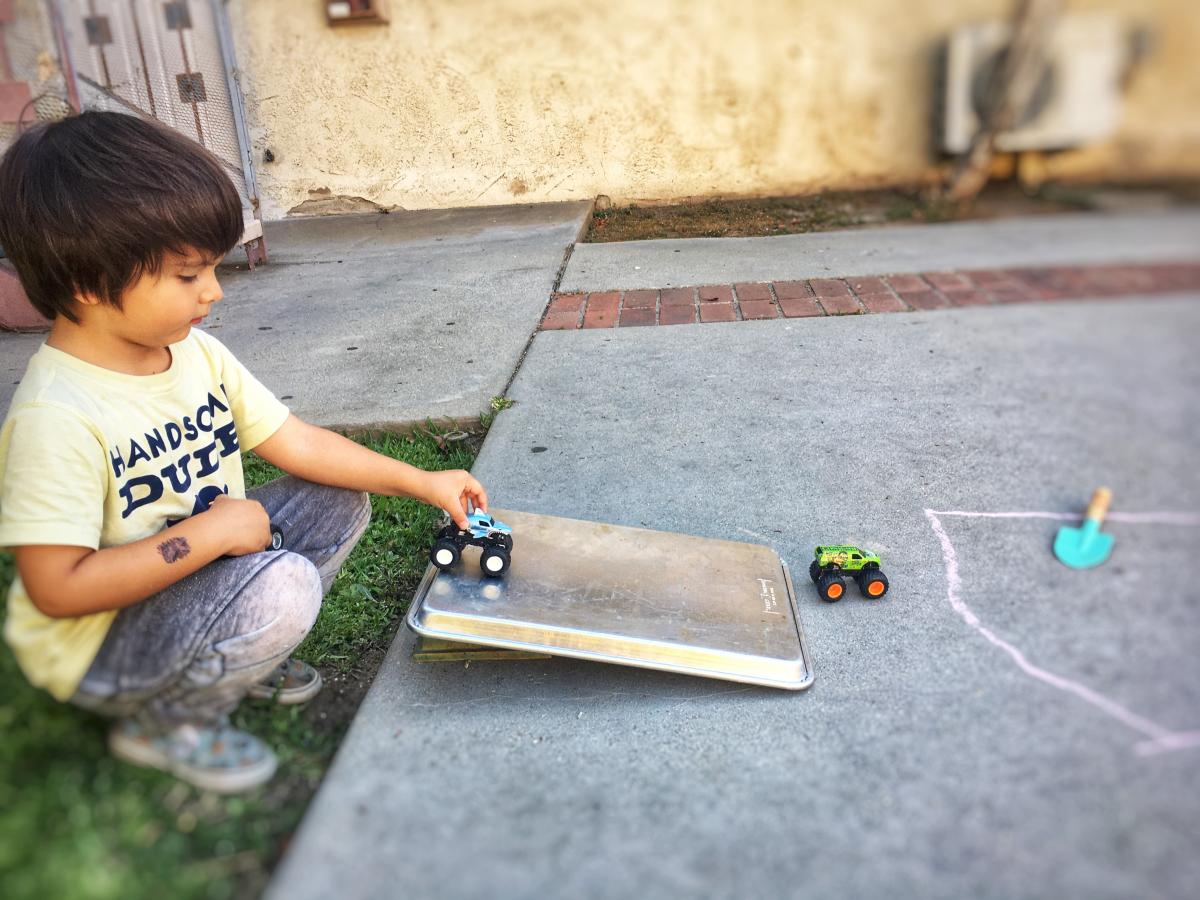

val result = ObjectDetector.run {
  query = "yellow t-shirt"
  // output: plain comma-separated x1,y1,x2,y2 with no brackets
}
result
0,329,290,700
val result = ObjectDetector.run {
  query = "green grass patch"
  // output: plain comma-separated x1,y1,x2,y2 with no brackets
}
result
0,428,477,899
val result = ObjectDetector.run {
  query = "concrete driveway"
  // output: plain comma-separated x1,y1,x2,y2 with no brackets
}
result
268,294,1200,900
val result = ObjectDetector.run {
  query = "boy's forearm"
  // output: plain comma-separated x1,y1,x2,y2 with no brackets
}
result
256,417,429,499
39,513,232,618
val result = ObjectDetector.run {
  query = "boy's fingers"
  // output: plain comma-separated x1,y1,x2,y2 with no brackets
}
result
472,481,489,512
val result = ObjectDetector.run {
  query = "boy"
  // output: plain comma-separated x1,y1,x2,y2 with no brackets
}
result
0,111,488,793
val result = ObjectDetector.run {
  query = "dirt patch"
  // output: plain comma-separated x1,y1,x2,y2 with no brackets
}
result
583,182,1200,243
288,194,386,217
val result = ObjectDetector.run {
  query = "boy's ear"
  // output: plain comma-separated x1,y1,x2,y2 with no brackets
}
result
72,291,101,308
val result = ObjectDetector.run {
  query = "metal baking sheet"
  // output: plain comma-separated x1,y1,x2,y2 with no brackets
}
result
406,508,814,690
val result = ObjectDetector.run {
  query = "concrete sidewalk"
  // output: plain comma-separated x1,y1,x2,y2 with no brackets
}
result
3,208,1194,427
562,210,1200,291
0,202,591,428
268,294,1200,900
226,203,590,268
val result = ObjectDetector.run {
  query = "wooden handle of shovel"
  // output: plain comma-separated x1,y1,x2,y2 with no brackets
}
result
1085,487,1112,523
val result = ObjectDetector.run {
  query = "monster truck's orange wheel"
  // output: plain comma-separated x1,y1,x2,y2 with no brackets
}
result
818,572,846,602
859,570,889,599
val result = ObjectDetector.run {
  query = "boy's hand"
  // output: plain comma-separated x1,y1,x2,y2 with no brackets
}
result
422,469,488,529
206,494,273,556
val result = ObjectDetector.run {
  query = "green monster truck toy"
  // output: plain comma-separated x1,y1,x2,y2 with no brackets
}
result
808,545,889,602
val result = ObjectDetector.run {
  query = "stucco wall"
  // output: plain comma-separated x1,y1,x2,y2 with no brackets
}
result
226,0,1200,219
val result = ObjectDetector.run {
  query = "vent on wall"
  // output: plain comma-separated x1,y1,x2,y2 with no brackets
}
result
942,13,1126,154
326,1,388,27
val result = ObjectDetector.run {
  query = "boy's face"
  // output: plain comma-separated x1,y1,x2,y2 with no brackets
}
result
85,248,224,347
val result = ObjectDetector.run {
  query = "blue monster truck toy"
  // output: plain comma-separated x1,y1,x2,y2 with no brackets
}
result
429,510,514,577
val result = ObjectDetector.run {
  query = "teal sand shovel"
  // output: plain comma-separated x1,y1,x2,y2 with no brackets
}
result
1054,487,1114,569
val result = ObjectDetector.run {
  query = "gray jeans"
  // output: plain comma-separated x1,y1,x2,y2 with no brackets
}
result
71,476,371,729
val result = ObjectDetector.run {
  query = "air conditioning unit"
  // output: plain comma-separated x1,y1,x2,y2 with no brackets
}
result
942,13,1125,154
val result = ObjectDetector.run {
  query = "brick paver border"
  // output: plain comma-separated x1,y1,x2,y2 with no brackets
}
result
540,262,1200,331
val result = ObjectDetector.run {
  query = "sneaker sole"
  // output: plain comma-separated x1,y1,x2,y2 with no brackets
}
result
109,729,277,794
246,669,323,705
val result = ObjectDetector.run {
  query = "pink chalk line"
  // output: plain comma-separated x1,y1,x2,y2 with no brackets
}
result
930,510,1200,526
924,508,1200,757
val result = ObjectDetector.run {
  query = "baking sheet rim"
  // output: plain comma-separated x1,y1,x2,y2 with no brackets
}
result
406,559,815,691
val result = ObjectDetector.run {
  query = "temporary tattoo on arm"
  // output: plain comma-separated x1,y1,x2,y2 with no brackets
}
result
157,537,191,564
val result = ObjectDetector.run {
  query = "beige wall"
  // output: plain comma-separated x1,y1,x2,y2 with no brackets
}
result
227,0,1200,219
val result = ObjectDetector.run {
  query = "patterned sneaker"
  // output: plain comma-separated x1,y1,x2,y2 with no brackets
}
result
247,657,323,705
108,718,277,794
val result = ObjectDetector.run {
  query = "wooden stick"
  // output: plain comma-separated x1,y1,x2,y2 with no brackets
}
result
1085,487,1112,524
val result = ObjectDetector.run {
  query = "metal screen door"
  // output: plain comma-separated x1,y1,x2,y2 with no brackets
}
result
55,0,259,221
0,0,77,150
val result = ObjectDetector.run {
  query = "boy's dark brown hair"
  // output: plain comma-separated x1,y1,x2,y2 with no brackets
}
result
0,111,244,323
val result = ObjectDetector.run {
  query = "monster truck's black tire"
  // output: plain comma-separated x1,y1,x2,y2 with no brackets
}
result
858,569,889,599
430,538,460,570
501,534,514,552
480,545,511,577
809,560,821,583
818,572,846,602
